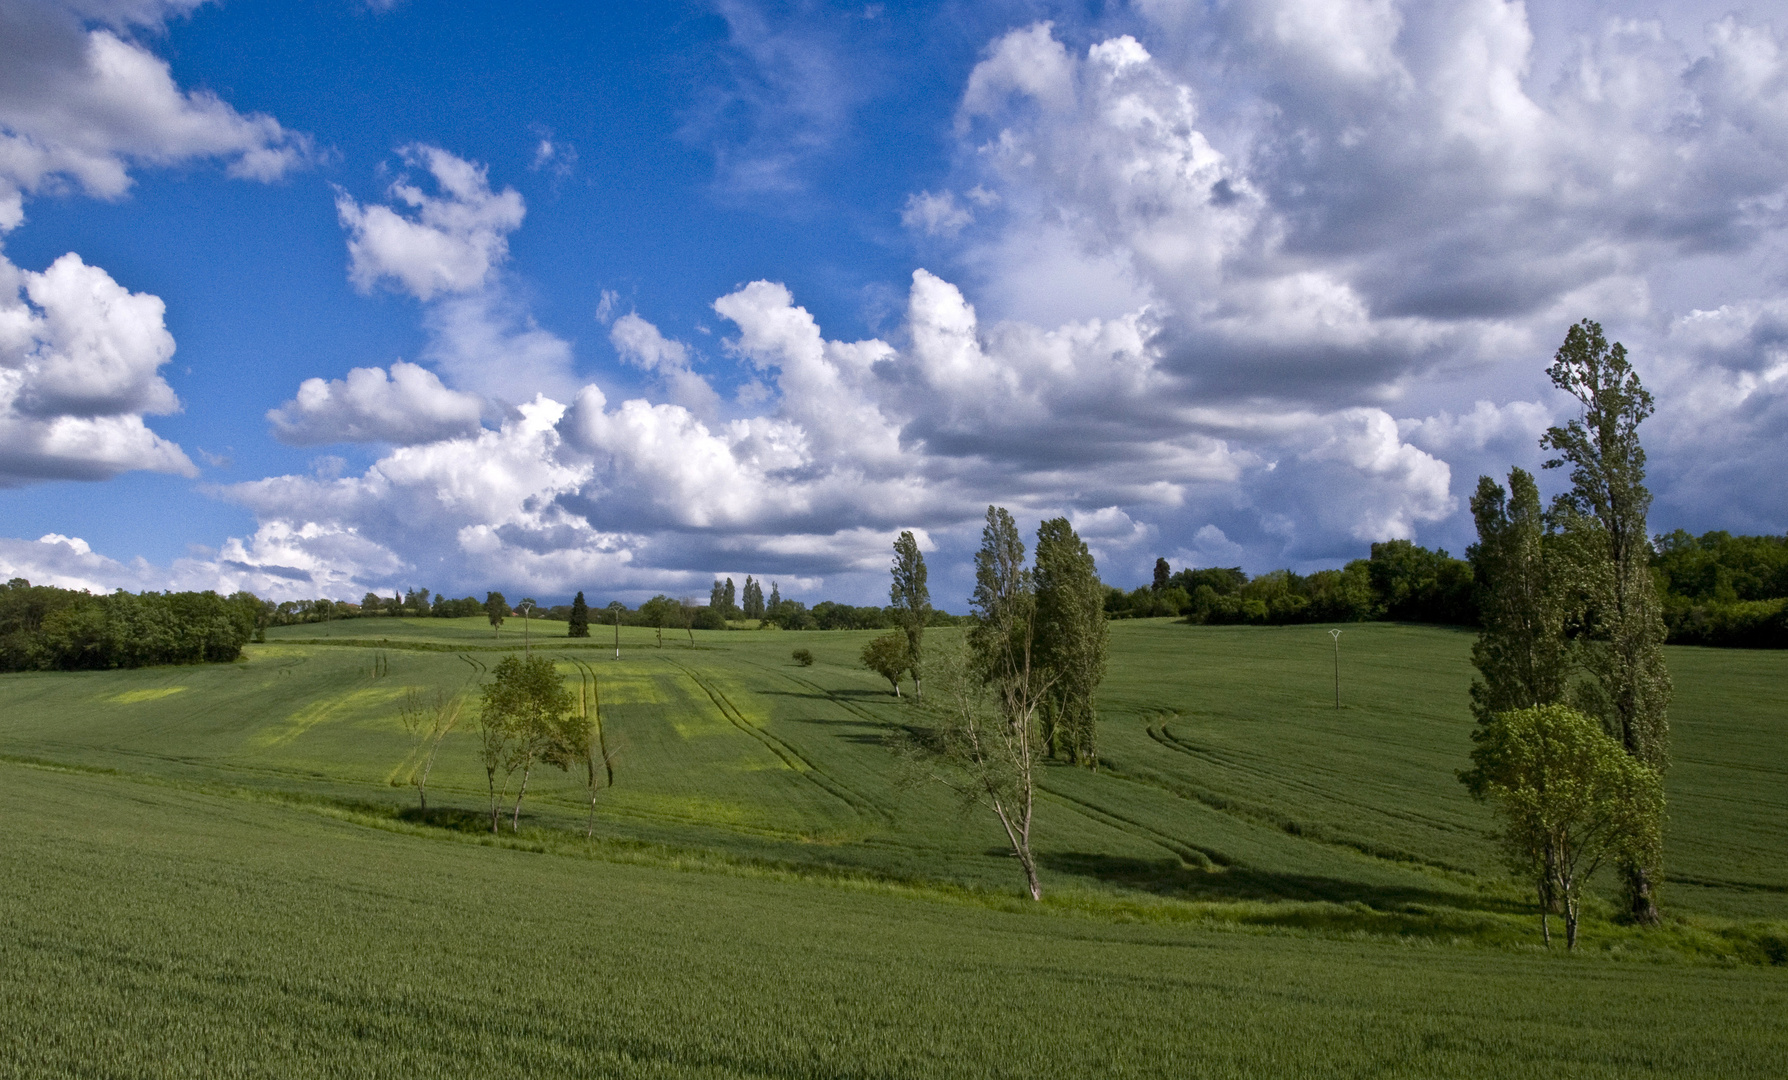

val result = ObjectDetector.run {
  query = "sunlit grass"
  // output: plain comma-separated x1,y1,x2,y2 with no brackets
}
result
2,620,1786,1075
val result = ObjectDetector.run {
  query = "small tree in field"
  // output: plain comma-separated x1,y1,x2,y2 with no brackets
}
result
860,632,910,696
1460,704,1663,949
568,591,590,638
399,687,462,813
485,591,508,636
908,634,1046,900
890,530,931,699
479,654,577,833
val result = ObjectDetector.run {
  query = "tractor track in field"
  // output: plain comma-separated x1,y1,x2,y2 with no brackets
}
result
1134,724,1475,875
655,656,891,824
1149,724,1471,834
1034,781,1232,868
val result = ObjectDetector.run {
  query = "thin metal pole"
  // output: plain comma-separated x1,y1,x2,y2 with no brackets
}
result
1328,629,1342,708
613,608,620,660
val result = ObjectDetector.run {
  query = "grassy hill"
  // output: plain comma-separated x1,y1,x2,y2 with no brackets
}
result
2,618,1785,1075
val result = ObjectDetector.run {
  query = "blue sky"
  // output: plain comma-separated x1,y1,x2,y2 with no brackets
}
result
3,0,1787,609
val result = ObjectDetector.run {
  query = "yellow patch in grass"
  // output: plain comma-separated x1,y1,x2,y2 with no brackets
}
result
111,687,186,704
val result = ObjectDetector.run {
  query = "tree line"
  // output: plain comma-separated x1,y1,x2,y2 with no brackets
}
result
1112,541,1475,625
0,579,262,672
1119,530,1788,648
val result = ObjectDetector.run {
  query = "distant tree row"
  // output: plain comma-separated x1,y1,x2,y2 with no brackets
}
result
267,590,485,624
0,579,261,672
1651,530,1788,647
1122,528,1788,646
1111,541,1474,626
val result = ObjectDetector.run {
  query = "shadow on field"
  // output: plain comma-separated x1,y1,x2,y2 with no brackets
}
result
395,806,491,833
1041,852,1527,916
760,687,901,704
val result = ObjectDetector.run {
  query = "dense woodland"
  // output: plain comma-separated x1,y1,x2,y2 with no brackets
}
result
0,579,262,672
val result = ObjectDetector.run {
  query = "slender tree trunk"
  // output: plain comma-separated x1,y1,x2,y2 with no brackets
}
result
511,765,533,833
988,793,1042,901
1625,864,1660,925
418,722,449,815
1020,795,1040,900
487,767,500,833
1565,893,1580,951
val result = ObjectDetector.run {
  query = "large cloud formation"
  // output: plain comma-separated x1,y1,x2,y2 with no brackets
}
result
0,0,308,230
0,0,307,488
11,3,1788,604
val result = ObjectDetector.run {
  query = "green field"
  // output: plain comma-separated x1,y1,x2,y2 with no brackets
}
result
2,617,1785,1076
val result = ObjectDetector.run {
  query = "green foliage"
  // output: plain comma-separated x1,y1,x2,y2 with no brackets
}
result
0,579,258,671
1167,565,1247,596
484,591,507,634
1137,545,1470,627
742,576,764,620
910,635,1044,899
809,601,896,630
568,591,590,638
1460,705,1664,948
1655,530,1788,603
1366,540,1475,623
477,653,578,832
1654,530,1788,646
1541,318,1671,920
1468,468,1570,726
890,530,931,696
791,647,814,666
859,632,911,696
1034,517,1108,766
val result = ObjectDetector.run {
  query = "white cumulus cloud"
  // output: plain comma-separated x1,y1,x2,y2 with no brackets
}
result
335,145,525,302
0,5,310,231
0,249,192,486
267,360,486,446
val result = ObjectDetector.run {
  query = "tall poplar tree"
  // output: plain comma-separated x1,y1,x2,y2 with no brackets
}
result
889,530,931,699
1034,517,1109,767
1467,468,1568,724
1540,318,1671,924
568,591,590,638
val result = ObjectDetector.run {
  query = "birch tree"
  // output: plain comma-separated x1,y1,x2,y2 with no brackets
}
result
951,505,1051,898
398,686,462,813
917,634,1046,900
